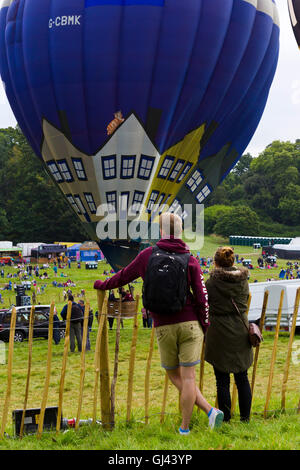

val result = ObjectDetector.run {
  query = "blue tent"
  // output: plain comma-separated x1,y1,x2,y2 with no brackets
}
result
79,242,104,262
65,244,82,259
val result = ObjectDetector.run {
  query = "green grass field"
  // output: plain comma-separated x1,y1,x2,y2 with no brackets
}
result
0,235,299,450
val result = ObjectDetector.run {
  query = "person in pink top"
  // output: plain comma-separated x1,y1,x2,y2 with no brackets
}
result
94,213,224,433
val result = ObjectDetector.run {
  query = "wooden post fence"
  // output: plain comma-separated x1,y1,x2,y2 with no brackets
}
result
110,309,122,428
97,290,111,430
93,295,107,423
75,301,90,430
160,372,169,424
1,286,300,438
251,290,269,397
281,287,300,411
127,308,139,423
145,325,155,425
20,305,35,438
0,306,16,439
264,289,285,418
37,302,55,438
56,300,72,432
197,340,205,414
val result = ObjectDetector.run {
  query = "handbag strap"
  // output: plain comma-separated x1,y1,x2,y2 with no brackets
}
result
231,298,249,333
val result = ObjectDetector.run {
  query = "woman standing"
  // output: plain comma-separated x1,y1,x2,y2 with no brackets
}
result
205,247,253,422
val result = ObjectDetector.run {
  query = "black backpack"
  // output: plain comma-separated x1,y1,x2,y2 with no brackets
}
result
142,246,190,315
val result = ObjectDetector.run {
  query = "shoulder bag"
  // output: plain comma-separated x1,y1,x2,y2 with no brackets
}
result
231,298,263,347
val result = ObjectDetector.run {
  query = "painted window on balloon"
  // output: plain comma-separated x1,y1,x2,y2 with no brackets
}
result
147,190,159,212
66,194,81,214
168,198,181,214
72,158,87,180
73,194,87,215
159,194,171,214
186,169,203,193
121,156,136,179
196,185,212,203
156,193,165,213
47,161,63,183
157,156,175,179
131,190,145,213
84,193,97,214
168,160,185,181
177,162,193,183
106,191,117,213
120,192,129,219
102,155,117,180
57,159,74,182
138,155,155,180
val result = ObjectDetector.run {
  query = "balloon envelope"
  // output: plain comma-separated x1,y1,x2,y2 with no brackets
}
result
0,0,280,269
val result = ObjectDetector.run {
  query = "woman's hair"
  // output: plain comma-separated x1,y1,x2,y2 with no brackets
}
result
214,246,235,268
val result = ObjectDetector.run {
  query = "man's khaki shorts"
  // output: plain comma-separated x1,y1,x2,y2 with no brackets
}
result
155,321,204,370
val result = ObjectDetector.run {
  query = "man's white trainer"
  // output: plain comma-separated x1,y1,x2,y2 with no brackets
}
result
208,408,224,429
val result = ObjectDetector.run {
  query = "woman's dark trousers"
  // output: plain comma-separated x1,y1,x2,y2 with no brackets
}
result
214,367,252,422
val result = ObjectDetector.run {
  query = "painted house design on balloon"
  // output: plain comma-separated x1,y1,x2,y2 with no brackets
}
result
41,112,215,228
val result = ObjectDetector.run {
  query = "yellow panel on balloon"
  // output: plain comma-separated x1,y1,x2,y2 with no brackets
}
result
142,124,206,222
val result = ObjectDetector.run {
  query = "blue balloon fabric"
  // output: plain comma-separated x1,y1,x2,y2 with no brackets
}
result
0,0,280,269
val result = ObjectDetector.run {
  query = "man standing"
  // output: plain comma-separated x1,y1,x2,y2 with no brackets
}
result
61,295,83,352
94,213,224,433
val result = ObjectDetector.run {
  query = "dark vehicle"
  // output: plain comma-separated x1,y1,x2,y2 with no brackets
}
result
266,256,277,266
0,305,65,343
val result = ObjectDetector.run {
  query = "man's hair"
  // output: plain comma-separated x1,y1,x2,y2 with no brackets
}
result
159,212,183,238
68,294,74,301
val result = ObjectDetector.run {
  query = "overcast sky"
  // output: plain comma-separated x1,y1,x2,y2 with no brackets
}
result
246,1,300,156
0,1,298,158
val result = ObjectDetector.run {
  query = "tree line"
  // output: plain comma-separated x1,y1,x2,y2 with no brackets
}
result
0,127,87,243
204,140,300,238
0,126,299,243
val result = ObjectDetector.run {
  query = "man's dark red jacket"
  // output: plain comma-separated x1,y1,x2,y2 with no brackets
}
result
94,237,210,333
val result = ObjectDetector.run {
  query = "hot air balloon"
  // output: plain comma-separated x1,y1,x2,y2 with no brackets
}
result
0,0,280,271
288,0,300,47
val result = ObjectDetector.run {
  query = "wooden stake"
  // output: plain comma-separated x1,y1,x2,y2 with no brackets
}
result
160,372,169,424
98,290,111,430
251,290,269,397
37,302,55,438
56,300,72,432
92,296,107,423
197,340,205,414
110,309,122,428
20,306,35,438
0,306,17,439
199,340,205,394
231,294,252,415
145,325,155,425
126,304,139,423
75,301,90,430
264,289,284,419
281,288,300,411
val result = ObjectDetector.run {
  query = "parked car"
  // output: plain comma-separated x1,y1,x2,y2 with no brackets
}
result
0,305,65,342
242,259,253,269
